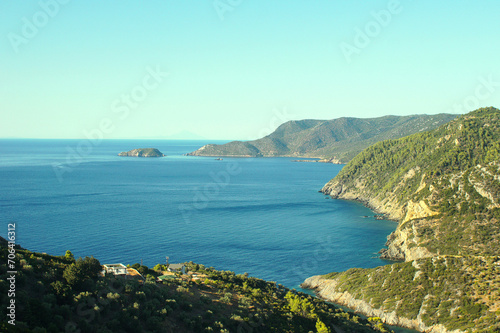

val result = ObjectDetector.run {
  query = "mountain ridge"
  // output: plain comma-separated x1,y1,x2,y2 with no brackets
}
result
188,114,458,162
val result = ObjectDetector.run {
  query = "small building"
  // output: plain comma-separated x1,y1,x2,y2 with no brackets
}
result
103,263,128,276
167,263,186,274
102,264,146,284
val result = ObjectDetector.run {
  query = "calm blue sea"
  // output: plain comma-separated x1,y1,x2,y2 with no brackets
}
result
0,139,397,290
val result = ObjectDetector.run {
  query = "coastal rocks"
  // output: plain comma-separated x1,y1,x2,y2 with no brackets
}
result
322,180,438,262
379,224,434,261
301,275,464,333
321,180,405,221
318,157,342,164
118,148,165,157
324,184,343,197
291,157,342,164
321,179,440,262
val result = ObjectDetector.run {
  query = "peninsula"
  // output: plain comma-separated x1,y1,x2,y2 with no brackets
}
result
302,107,500,332
118,148,165,157
187,114,457,163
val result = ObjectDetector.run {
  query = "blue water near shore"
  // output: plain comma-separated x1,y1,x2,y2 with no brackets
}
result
0,139,397,290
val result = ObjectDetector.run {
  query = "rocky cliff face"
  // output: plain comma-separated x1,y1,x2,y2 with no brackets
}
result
118,148,165,157
321,178,405,220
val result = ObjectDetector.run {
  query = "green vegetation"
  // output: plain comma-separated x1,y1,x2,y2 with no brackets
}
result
188,114,457,162
118,148,165,157
323,107,500,258
315,107,500,331
0,245,393,332
323,256,500,332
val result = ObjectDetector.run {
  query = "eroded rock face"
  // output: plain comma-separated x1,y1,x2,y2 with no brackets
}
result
118,148,165,157
380,225,434,261
403,200,439,223
321,178,405,221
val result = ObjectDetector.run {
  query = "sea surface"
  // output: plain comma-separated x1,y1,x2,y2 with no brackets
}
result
0,139,397,290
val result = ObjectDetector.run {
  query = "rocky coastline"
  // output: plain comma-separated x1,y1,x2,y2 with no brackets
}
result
320,181,438,262
301,275,464,333
292,157,343,164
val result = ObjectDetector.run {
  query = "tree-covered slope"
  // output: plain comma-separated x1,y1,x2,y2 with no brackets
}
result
322,107,500,260
188,114,457,162
308,107,500,332
303,255,500,332
0,244,392,333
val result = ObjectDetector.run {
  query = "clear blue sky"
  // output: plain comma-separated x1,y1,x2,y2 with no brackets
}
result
1,1,499,140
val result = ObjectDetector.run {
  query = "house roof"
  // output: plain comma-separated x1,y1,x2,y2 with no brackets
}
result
103,263,127,268
169,264,185,269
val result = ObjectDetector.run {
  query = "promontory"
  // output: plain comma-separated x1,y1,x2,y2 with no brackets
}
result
302,107,500,332
187,114,457,162
118,148,165,157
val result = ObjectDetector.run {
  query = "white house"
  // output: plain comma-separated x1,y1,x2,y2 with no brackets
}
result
167,263,186,274
103,263,128,275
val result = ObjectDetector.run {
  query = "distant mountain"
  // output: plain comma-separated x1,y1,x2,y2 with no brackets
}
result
305,107,500,332
187,114,458,162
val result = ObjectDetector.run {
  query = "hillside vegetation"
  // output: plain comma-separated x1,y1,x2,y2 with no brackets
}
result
0,244,392,333
310,107,500,332
188,114,457,162
322,107,500,260
304,255,500,332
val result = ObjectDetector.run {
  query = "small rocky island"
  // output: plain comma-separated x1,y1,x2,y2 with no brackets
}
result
118,148,165,157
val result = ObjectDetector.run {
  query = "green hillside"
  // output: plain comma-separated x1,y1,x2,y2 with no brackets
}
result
310,107,500,332
322,107,500,260
0,243,391,333
305,255,500,332
188,114,457,162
